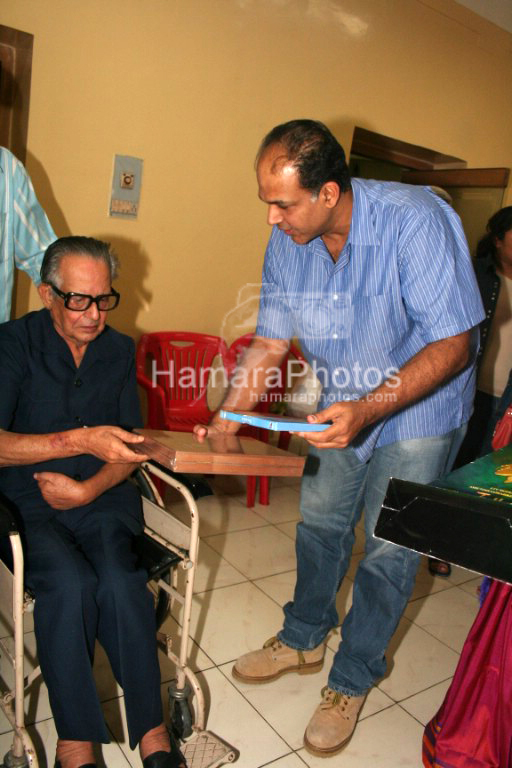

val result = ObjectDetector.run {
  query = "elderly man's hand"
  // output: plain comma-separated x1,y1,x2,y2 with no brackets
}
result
34,471,91,510
297,400,372,450
75,426,148,463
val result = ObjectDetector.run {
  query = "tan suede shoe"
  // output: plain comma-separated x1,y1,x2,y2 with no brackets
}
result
232,636,325,683
304,686,367,756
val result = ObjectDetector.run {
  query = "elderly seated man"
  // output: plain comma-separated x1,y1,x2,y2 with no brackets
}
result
0,237,185,768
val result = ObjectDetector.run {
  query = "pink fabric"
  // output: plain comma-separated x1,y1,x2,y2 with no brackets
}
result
423,403,512,768
423,580,512,767
492,407,512,451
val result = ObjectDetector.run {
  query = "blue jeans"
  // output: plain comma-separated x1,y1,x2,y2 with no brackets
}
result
278,427,466,696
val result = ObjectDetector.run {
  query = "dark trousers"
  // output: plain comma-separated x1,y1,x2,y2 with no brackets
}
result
24,496,163,749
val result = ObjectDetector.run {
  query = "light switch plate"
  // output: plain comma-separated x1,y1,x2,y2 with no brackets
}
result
109,154,143,218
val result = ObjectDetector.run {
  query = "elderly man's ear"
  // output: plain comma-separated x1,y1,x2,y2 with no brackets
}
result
38,282,53,309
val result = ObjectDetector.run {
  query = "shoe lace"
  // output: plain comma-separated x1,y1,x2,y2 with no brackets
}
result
320,686,350,712
263,636,281,651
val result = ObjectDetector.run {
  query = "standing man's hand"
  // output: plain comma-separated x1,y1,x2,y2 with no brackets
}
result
298,400,372,449
193,423,211,442
295,331,472,451
193,335,289,443
193,421,233,443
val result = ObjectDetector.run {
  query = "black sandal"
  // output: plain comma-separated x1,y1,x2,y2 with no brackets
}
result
142,743,187,768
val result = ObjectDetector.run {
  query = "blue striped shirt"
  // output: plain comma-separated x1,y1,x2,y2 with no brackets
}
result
256,178,485,461
0,147,56,323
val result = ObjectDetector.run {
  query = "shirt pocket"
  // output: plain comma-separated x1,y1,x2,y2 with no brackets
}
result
350,294,403,353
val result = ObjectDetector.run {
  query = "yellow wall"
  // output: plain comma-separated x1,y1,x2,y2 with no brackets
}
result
5,0,512,341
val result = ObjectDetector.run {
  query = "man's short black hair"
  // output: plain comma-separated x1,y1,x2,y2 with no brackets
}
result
257,119,351,195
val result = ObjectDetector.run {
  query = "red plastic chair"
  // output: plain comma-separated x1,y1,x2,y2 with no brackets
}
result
136,331,229,432
226,333,307,507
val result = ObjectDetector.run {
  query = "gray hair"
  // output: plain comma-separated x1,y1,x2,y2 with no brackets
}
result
40,236,119,286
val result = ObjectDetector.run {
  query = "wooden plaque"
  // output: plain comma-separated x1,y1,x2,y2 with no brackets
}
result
132,429,305,477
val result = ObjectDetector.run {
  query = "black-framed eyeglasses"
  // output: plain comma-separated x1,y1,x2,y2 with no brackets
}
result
48,283,120,311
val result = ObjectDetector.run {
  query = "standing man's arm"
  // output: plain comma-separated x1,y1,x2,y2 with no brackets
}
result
195,335,289,436
12,152,56,284
0,149,57,323
303,330,471,449
303,194,484,452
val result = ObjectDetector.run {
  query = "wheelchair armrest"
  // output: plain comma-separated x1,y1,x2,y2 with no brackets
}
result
0,496,19,537
133,465,213,502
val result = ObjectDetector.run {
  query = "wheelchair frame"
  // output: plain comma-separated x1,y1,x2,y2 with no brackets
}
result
0,462,238,768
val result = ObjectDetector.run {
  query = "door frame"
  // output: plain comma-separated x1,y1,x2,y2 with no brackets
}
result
0,24,33,163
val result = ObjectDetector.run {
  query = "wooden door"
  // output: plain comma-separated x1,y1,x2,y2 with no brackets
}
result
401,168,510,255
0,24,33,163
349,127,510,256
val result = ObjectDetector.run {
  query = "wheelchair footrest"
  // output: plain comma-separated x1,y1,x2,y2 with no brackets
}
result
181,730,238,768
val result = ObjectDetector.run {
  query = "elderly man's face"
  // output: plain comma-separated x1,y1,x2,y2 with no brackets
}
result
39,253,111,354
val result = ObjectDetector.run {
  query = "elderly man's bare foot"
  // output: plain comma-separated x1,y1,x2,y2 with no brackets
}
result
55,739,95,768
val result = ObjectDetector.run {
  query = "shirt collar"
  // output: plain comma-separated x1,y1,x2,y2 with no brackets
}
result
311,179,379,268
281,178,380,264
348,178,381,247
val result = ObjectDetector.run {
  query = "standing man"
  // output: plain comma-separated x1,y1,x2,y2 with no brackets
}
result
1,146,56,322
0,237,185,768
196,120,484,757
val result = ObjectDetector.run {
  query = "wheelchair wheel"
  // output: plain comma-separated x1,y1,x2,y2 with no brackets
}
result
2,749,30,768
168,680,194,740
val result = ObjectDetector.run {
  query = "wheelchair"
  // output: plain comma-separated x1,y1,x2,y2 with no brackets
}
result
0,462,238,768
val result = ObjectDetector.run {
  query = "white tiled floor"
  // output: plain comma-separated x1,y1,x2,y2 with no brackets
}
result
0,471,481,768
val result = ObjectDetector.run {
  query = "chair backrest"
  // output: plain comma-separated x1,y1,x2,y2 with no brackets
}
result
136,331,229,428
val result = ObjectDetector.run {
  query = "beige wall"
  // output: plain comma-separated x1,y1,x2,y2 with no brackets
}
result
5,0,512,341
